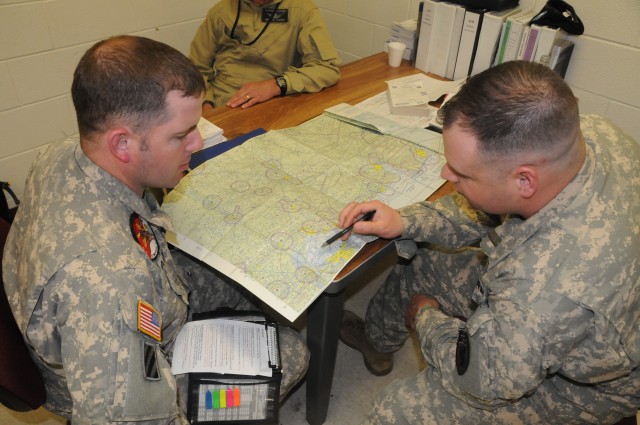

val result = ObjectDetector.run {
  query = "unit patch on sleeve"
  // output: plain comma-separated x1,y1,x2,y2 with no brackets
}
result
138,300,162,341
130,212,159,260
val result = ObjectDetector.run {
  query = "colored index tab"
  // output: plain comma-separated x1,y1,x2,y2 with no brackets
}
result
205,390,213,409
212,390,220,409
234,387,241,406
219,389,226,408
226,388,233,407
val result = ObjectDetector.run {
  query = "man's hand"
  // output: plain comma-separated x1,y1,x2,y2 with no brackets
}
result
405,294,441,331
337,200,404,241
226,79,281,109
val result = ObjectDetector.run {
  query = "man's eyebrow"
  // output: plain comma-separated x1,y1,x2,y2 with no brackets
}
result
447,162,469,178
175,123,198,137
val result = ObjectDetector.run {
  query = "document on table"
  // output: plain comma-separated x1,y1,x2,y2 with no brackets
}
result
324,102,445,154
162,114,446,321
171,319,273,377
341,74,465,134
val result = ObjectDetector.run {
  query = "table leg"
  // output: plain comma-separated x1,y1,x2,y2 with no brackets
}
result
305,289,345,425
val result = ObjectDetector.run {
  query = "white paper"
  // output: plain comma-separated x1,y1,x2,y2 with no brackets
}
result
197,117,227,149
171,319,273,377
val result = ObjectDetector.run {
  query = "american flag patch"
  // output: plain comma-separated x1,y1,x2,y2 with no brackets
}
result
138,300,162,341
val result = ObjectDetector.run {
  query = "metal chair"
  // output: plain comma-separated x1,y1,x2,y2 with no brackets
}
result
0,217,46,411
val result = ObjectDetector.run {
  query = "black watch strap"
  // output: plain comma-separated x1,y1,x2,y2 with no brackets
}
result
275,76,287,97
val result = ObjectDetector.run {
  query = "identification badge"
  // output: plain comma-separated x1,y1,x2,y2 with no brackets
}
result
262,8,288,22
138,300,162,341
130,213,159,260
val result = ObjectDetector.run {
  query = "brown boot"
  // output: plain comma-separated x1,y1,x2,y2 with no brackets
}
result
339,310,393,376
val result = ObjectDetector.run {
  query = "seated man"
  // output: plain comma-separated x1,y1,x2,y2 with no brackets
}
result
336,61,640,424
3,35,308,424
190,0,340,110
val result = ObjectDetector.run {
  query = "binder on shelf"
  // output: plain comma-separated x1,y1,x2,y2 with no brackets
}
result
518,24,541,61
470,6,520,76
425,1,466,78
533,26,568,64
494,9,535,65
173,310,282,424
549,37,575,78
453,8,485,80
444,2,467,79
414,0,438,72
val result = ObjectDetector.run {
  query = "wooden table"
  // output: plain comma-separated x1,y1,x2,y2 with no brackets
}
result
203,52,453,425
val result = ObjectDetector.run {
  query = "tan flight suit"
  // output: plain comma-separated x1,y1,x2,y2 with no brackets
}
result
190,0,340,106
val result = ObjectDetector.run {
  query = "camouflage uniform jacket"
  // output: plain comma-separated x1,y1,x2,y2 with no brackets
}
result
3,136,190,423
396,115,640,420
189,0,340,106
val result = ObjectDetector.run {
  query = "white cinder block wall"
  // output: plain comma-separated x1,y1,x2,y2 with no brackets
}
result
1,0,639,197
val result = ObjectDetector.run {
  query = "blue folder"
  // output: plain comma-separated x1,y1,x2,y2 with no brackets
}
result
189,128,266,170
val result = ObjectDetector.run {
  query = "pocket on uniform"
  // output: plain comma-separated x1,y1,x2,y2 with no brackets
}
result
107,294,179,421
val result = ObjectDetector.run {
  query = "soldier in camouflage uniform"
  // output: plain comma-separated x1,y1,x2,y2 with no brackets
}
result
2,35,308,424
337,61,640,424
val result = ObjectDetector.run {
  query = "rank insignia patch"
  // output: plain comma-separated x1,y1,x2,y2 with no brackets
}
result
138,300,162,341
130,213,159,260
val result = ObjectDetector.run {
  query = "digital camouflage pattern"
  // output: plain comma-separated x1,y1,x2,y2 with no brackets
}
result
3,136,308,424
362,115,640,424
190,0,340,106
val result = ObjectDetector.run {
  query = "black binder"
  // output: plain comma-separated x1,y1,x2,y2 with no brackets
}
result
186,311,282,424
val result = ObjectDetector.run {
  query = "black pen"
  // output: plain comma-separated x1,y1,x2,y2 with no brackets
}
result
322,210,376,247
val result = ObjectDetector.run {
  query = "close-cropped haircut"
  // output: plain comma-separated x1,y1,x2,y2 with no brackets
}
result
71,35,204,138
440,61,579,158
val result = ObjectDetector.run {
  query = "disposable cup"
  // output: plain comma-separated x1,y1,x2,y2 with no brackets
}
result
387,42,406,67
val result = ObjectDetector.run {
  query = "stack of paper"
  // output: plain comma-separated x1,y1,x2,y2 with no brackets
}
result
384,74,464,122
197,117,226,149
386,74,431,117
389,19,417,61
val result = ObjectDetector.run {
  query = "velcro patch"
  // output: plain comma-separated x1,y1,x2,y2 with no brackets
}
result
138,300,162,341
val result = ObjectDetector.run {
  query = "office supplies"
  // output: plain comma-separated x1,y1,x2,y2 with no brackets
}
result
428,1,465,78
470,6,521,75
549,37,575,78
197,117,226,149
322,210,375,247
453,8,485,80
495,9,536,65
175,311,282,424
386,74,431,116
389,19,417,61
414,0,438,72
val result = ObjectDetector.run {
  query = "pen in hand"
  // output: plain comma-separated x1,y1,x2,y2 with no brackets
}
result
322,210,376,247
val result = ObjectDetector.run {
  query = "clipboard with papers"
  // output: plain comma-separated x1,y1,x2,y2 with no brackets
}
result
172,310,282,424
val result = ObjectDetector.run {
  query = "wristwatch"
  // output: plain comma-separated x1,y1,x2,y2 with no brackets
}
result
275,75,287,97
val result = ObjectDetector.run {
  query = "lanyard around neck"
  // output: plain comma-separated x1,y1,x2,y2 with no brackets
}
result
229,0,281,46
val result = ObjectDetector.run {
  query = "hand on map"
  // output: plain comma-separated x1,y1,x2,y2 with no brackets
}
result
337,200,403,241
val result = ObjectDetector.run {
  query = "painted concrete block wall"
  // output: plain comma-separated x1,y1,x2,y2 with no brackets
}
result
1,0,639,197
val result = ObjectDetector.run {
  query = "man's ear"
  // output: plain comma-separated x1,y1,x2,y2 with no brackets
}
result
515,165,538,199
107,129,132,163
